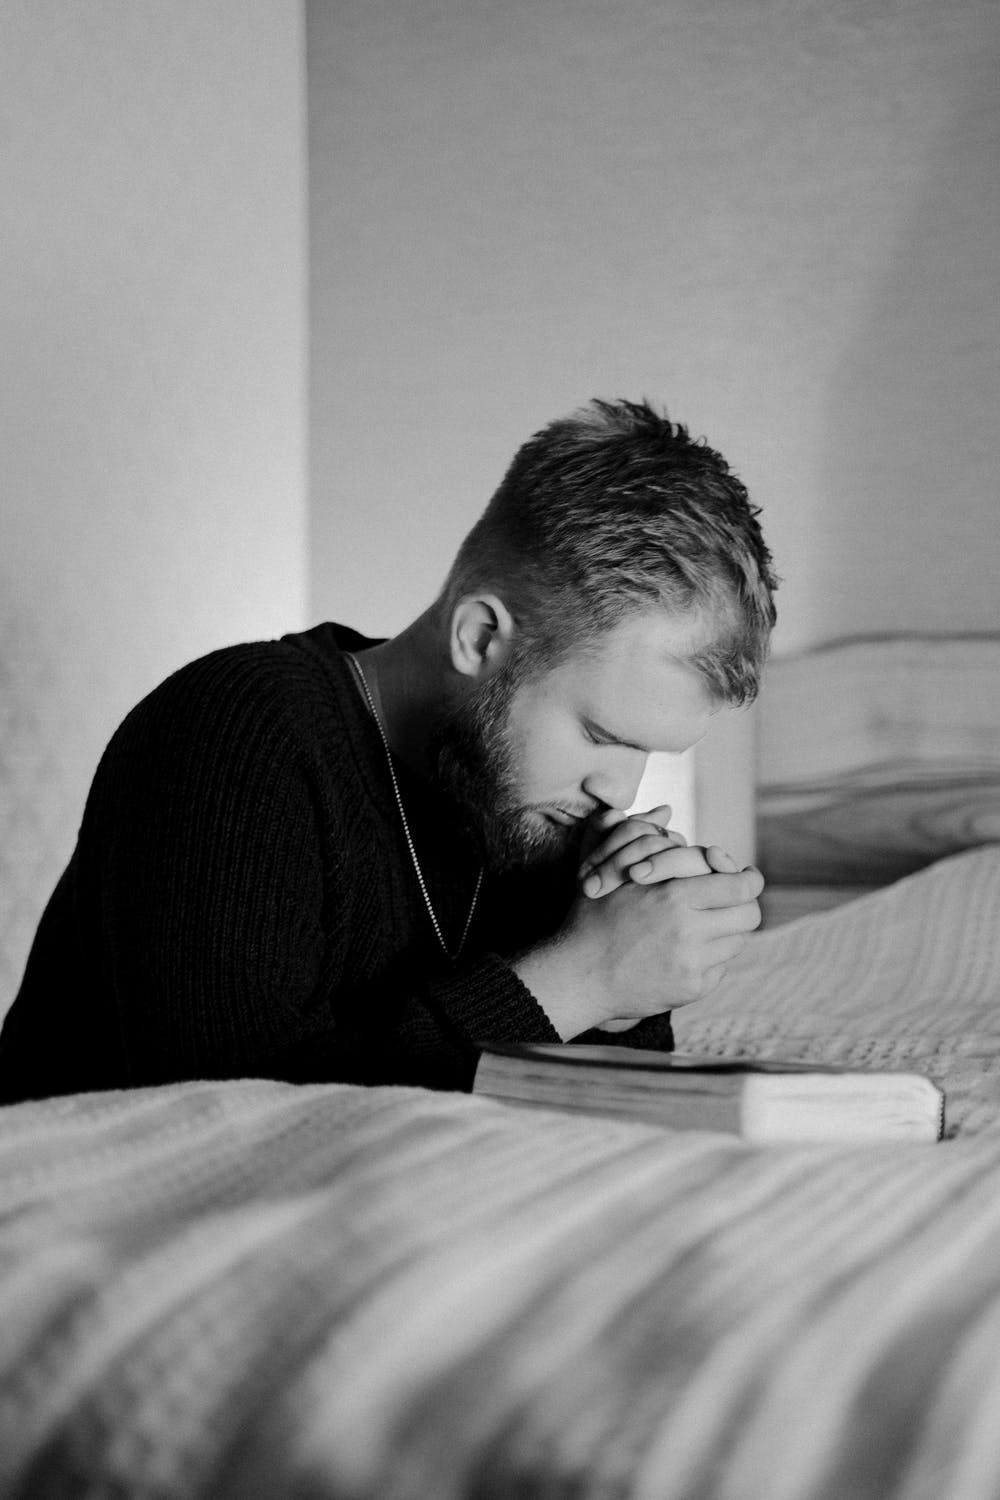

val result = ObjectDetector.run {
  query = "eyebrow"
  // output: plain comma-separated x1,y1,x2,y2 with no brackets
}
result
585,717,648,753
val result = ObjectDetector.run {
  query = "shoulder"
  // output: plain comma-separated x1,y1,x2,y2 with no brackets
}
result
123,638,317,738
107,626,365,777
81,625,388,849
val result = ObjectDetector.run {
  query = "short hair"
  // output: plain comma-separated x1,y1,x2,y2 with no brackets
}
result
439,398,778,705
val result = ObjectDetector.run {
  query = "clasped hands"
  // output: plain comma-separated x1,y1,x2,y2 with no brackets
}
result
578,804,763,1034
578,803,742,896
512,803,764,1041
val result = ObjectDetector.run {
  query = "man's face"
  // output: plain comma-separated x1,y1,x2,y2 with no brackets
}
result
430,610,722,869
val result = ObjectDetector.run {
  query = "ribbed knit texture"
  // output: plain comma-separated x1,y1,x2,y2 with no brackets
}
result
0,623,674,1102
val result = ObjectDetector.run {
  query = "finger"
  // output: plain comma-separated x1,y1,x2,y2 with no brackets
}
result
594,1017,641,1033
581,812,683,864
579,822,685,882
735,897,763,933
704,844,739,874
676,869,766,910
582,840,710,897
627,843,713,884
629,803,674,833
695,898,763,939
631,819,687,847
585,803,679,862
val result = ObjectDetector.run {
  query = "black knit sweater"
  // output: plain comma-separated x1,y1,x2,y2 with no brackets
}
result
0,623,673,1102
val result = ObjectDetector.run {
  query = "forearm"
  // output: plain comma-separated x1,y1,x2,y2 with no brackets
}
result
508,943,606,1041
401,953,560,1088
268,955,561,1093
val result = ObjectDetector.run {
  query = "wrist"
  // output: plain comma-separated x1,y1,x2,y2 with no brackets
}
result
510,942,605,1042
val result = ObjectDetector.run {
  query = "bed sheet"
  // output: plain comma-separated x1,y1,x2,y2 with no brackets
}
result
2,845,1000,1499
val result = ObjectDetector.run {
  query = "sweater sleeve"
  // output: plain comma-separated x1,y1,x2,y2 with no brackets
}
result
386,953,561,1091
394,959,672,1089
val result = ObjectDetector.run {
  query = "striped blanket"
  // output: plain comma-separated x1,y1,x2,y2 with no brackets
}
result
2,846,1000,1499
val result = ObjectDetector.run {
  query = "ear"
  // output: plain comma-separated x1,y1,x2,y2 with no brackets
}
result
449,594,517,681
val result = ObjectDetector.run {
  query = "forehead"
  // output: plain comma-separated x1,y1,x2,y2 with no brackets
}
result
535,612,720,752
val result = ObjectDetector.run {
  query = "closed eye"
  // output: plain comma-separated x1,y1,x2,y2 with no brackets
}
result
582,718,646,752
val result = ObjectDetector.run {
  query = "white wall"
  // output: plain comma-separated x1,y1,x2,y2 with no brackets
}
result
307,0,1000,860
0,2,309,1007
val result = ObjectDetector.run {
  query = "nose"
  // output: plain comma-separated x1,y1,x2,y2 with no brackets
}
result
582,750,649,813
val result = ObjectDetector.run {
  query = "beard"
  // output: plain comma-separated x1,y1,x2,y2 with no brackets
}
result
427,653,586,873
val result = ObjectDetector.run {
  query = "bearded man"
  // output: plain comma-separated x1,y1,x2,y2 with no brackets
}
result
0,399,777,1102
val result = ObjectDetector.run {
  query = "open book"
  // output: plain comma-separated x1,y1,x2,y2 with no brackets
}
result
473,1043,945,1143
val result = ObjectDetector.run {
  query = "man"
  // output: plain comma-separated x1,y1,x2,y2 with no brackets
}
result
0,399,777,1102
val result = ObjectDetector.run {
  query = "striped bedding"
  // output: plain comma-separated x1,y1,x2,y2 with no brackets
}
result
2,846,1000,1499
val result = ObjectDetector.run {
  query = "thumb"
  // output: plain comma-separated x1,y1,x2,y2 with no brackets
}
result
705,845,739,874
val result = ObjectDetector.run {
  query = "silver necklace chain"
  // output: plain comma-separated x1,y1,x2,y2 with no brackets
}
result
346,652,484,963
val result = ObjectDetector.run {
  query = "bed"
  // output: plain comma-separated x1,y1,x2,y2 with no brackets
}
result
756,633,1000,923
2,635,1000,1499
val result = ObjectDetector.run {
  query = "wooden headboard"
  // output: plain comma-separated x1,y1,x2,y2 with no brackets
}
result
755,634,1000,923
